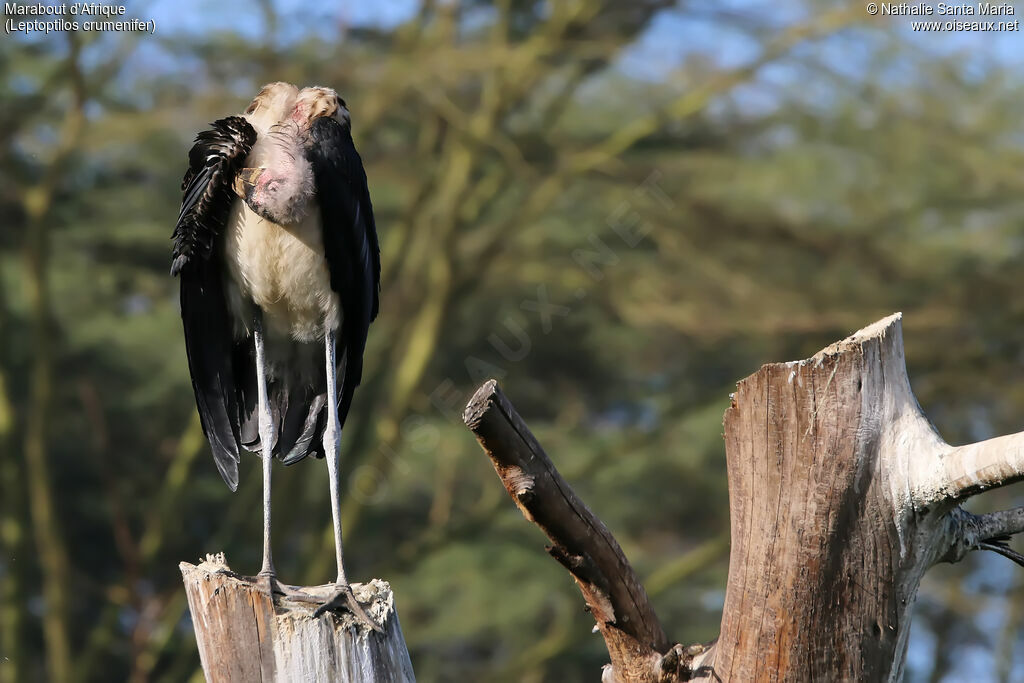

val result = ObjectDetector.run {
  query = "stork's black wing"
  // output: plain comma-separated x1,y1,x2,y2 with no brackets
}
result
306,116,381,437
172,116,257,491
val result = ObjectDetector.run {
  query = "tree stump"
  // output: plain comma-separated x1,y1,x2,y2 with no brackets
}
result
180,554,415,682
465,313,1024,681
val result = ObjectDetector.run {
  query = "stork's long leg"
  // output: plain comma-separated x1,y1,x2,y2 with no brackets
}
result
250,319,315,602
323,326,348,585
253,316,277,580
313,326,381,631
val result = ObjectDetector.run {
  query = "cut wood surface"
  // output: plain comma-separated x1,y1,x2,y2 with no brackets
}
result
180,554,415,683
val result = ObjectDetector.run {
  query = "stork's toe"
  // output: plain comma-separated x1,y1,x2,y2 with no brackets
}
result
256,572,318,603
312,584,382,632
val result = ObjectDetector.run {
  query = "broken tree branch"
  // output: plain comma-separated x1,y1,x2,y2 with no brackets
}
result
972,507,1024,540
931,433,1024,502
939,507,1024,566
463,380,672,682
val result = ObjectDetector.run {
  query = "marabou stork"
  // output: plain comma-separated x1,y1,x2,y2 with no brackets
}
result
171,82,380,623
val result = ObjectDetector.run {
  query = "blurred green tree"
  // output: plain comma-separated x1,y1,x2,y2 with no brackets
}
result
1,2,1023,681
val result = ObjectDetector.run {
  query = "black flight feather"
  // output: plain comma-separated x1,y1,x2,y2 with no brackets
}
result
285,115,380,464
172,116,256,275
173,112,379,482
172,116,256,490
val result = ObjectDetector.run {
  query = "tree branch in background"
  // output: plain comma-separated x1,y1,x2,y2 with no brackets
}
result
308,0,621,581
0,251,24,683
20,30,87,683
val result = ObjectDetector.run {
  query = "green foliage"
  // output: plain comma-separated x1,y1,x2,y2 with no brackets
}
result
2,2,1024,681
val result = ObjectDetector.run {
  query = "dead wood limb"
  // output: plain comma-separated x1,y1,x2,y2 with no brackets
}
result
928,432,1024,502
970,506,1024,540
464,380,682,682
939,506,1024,567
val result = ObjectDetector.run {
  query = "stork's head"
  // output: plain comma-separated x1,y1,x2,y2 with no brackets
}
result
244,82,299,127
292,86,351,130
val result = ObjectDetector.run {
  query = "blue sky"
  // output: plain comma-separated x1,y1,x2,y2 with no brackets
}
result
126,0,1024,116
9,1,1022,93
140,0,1024,71
8,3,1023,677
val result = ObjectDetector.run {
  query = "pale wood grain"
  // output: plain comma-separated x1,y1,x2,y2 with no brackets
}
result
181,554,415,682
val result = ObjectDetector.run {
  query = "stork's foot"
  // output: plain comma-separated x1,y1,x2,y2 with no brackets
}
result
257,571,317,602
313,583,383,632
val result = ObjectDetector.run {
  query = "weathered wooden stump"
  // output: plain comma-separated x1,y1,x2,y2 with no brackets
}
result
180,553,415,682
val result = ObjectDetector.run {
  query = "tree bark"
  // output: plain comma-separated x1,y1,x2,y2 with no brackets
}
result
181,554,415,683
465,313,1024,681
696,314,928,679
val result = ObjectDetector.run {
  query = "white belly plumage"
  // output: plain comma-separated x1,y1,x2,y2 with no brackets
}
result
225,199,340,342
